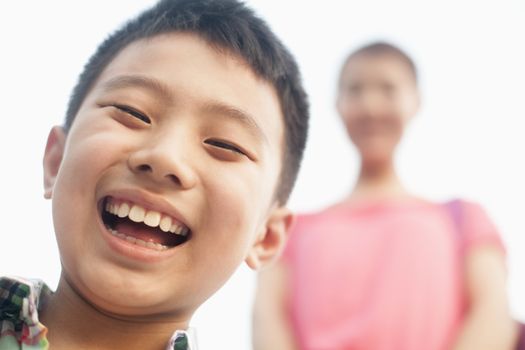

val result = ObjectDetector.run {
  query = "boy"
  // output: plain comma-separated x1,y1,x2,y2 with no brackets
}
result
0,0,309,349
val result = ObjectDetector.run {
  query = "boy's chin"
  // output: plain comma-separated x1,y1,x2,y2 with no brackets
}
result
62,267,202,321
89,287,198,321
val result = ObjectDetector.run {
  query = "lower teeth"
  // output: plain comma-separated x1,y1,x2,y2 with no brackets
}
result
106,227,168,251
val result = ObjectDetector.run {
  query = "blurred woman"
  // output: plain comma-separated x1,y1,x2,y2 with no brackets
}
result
253,42,518,350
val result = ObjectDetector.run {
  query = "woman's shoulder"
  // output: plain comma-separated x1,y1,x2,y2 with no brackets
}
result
441,198,493,220
441,198,505,252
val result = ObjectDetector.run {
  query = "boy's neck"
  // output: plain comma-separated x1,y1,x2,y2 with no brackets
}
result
351,158,409,200
40,275,191,350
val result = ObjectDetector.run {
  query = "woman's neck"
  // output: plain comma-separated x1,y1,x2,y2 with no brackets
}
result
40,274,190,350
350,158,409,201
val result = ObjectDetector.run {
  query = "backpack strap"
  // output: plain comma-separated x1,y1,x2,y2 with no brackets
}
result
517,322,525,350
444,199,466,253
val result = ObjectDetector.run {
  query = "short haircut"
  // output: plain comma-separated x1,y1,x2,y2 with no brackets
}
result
63,0,309,204
341,41,418,83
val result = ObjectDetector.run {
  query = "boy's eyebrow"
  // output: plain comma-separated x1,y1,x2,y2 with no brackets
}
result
100,74,268,145
201,101,269,145
100,75,173,102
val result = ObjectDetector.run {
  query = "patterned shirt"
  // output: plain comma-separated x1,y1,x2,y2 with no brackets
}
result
0,277,195,350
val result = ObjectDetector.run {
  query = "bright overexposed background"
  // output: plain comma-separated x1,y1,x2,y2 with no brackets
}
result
1,1,524,349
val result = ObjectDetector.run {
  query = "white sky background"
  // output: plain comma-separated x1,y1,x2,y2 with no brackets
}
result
0,1,524,349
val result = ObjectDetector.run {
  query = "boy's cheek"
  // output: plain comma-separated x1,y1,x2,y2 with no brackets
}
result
196,176,268,257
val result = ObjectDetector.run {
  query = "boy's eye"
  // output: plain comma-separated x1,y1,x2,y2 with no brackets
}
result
204,139,246,156
112,104,151,124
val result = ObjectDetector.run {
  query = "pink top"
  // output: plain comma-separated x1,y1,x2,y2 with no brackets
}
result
282,198,504,350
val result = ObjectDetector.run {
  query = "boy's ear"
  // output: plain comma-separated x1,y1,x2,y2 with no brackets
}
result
43,126,66,199
245,206,294,270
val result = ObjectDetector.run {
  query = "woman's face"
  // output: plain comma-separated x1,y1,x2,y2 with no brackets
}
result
337,53,420,166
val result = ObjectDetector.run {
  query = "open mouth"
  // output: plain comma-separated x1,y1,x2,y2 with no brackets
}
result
100,196,190,251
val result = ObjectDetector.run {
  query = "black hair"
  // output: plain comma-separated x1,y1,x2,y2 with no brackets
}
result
64,0,309,204
341,41,418,83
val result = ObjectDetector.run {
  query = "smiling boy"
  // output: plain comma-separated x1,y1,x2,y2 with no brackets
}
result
0,0,309,349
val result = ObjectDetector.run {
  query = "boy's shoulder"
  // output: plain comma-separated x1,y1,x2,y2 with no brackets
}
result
0,276,51,349
0,277,197,350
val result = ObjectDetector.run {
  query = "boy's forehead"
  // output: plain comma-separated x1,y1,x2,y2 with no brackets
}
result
107,35,273,94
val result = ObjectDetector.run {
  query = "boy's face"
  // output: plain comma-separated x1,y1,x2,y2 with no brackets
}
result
43,33,291,319
337,54,419,165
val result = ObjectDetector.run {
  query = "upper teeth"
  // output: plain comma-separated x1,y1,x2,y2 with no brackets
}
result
105,199,188,236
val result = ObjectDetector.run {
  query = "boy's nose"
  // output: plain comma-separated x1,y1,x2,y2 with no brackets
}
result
127,140,198,190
